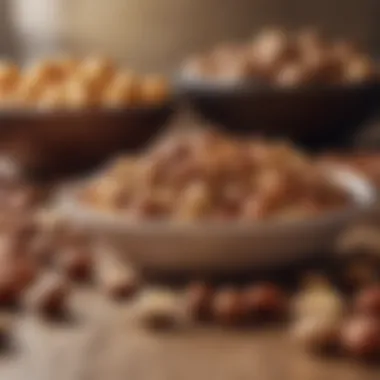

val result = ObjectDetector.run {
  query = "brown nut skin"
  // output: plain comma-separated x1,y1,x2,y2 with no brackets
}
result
291,316,340,352
340,316,380,358
185,282,214,321
25,272,70,317
243,283,287,320
212,288,245,326
354,286,380,317
55,247,93,281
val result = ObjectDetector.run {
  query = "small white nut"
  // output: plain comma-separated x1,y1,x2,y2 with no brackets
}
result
132,288,187,330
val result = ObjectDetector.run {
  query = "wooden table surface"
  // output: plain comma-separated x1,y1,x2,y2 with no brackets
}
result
2,288,380,380
1,154,380,380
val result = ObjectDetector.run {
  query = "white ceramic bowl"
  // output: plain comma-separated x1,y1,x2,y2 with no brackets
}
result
56,167,377,274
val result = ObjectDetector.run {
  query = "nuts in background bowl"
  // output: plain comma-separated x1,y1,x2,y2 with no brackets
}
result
0,56,170,111
181,28,379,87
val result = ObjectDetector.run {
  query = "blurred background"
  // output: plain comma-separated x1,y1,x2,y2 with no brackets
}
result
2,0,380,73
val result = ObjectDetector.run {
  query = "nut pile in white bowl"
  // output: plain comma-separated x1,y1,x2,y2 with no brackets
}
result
82,130,351,221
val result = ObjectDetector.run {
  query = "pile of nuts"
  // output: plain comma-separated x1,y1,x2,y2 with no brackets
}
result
182,28,379,87
0,56,169,110
83,130,350,221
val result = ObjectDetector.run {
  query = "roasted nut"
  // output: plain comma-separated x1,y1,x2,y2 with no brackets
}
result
354,286,380,317
243,283,287,320
291,316,340,351
25,272,70,316
95,247,140,300
185,282,214,321
133,288,185,330
340,316,380,358
292,286,345,321
212,287,245,326
55,246,93,281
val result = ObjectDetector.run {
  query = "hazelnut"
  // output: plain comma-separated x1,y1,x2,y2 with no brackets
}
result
340,316,380,358
185,282,214,321
55,246,93,281
354,286,380,317
212,287,245,326
243,283,287,320
25,272,70,317
291,316,340,351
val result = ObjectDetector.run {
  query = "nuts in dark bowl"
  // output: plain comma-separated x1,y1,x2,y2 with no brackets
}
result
0,57,174,178
179,28,380,150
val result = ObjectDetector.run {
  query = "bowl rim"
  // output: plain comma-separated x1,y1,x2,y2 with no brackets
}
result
54,165,377,235
0,99,176,120
176,74,380,96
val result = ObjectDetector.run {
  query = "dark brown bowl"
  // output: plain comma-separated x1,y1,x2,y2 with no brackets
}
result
0,103,175,178
178,78,380,151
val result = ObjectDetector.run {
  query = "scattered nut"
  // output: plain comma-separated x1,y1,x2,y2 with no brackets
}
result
212,287,245,326
133,288,186,330
25,272,70,317
243,283,287,320
291,316,340,352
292,286,345,321
354,286,380,317
55,246,93,281
185,282,214,321
95,246,140,300
340,316,380,358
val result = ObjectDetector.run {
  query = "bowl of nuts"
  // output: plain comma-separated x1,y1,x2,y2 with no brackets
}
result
0,56,175,177
178,28,380,150
56,130,377,274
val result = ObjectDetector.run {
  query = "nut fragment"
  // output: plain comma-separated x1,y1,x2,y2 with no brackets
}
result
0,313,14,346
340,316,380,358
292,286,345,321
133,288,185,330
291,316,340,352
95,246,140,300
243,283,287,320
212,287,245,326
185,282,214,321
25,272,70,316
354,286,380,317
55,246,93,281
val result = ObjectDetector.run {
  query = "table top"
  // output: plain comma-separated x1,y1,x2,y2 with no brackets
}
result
2,288,380,380
1,154,380,380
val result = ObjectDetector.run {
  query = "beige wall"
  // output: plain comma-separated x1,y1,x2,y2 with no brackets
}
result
6,0,380,71
63,0,380,73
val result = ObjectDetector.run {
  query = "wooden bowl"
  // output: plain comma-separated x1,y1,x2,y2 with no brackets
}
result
178,78,380,151
0,103,175,178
